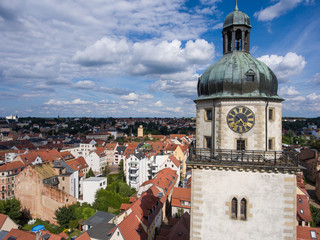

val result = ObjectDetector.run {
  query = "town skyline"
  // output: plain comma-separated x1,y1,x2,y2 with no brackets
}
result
1,0,319,118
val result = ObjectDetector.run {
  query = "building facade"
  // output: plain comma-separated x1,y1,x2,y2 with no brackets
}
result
188,2,299,239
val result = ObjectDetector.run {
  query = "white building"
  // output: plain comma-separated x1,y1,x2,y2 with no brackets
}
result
126,152,149,190
84,148,107,173
149,154,181,180
82,177,107,205
62,139,96,158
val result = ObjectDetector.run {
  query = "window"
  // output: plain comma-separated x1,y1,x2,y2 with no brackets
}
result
205,136,211,149
205,109,212,121
246,69,255,82
62,177,65,181
240,198,247,220
269,108,275,121
237,139,245,151
300,209,304,214
311,230,317,239
268,138,275,150
231,198,237,219
298,198,302,203
247,75,254,82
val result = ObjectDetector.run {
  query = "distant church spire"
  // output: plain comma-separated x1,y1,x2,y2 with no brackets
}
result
234,0,238,11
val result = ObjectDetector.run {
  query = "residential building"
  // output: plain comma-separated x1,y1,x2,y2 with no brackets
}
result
114,146,126,166
14,163,77,224
0,161,25,200
297,226,320,240
104,143,118,165
82,177,107,205
126,152,149,190
62,139,96,158
297,194,312,227
85,147,107,173
299,148,320,183
171,187,191,216
0,213,19,232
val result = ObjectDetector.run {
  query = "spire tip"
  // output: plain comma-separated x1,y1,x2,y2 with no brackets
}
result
234,0,239,11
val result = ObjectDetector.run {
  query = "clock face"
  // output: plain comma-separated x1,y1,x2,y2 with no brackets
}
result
227,106,255,133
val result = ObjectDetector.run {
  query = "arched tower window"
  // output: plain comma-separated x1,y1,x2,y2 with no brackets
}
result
231,197,238,219
240,198,247,220
235,29,242,50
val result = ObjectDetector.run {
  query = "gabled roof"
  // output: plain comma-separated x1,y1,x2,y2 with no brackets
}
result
169,134,186,140
171,187,191,208
3,229,36,240
0,161,24,173
297,194,313,222
297,226,320,240
83,211,115,226
75,232,91,240
169,155,180,168
105,143,118,150
117,212,147,240
65,157,88,171
0,214,7,229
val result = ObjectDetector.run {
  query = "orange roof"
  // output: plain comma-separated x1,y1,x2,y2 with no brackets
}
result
117,212,147,240
120,203,132,211
297,226,320,240
105,143,118,150
169,155,180,168
0,161,24,172
65,156,88,171
297,194,313,222
3,229,36,240
171,187,191,209
76,232,91,240
169,134,186,139
0,213,7,228
18,149,62,165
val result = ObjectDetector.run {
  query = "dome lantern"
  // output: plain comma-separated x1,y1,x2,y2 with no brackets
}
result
197,0,282,101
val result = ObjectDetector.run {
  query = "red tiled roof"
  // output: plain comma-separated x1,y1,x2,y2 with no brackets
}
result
75,232,91,240
169,134,186,139
3,229,36,240
297,226,320,240
169,155,180,168
297,194,313,222
105,143,118,150
0,213,7,228
120,203,132,211
117,212,147,240
65,156,88,170
0,161,24,172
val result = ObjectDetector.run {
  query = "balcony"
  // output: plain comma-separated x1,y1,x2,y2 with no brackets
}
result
130,171,139,177
188,147,299,171
130,165,139,171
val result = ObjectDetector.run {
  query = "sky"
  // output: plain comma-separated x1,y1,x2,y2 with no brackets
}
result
0,0,319,118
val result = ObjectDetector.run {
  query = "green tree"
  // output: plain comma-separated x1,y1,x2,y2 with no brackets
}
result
86,168,95,178
311,205,320,227
0,198,22,223
55,205,75,228
102,165,110,177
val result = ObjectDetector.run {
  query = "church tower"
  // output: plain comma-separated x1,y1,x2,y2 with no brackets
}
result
188,1,299,239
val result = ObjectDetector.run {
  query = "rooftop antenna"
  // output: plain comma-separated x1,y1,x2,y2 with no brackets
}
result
234,0,239,11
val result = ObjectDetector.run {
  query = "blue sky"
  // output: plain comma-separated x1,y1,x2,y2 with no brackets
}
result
0,0,319,118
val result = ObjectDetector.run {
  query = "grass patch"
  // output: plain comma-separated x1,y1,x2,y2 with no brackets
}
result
22,219,63,234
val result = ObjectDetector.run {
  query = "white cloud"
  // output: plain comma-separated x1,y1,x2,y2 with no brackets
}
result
120,93,139,101
141,94,154,99
306,93,320,101
311,73,320,85
45,99,69,105
258,52,306,82
73,80,96,89
254,0,304,21
71,98,91,104
279,86,300,96
152,101,163,107
73,37,129,66
165,107,182,113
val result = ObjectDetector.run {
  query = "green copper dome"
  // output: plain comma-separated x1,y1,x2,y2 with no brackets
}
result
223,0,251,29
197,1,281,101
197,52,281,100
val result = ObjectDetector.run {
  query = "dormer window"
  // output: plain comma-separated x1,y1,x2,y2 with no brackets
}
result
246,69,255,82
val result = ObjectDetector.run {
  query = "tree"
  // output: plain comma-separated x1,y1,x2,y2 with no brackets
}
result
310,205,320,227
0,198,22,223
102,165,110,177
86,168,95,178
55,205,75,228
